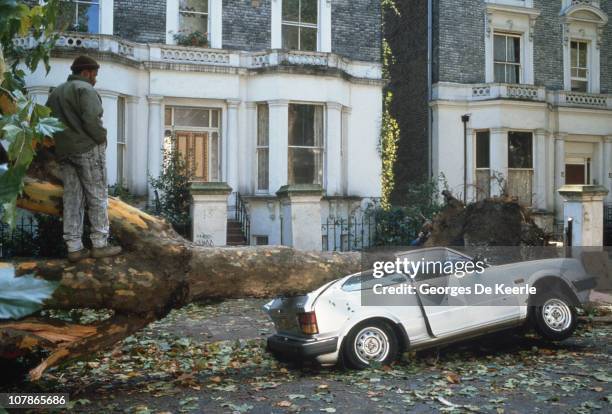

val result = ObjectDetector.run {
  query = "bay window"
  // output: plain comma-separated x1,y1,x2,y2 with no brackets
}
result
282,0,318,51
507,131,533,206
288,104,324,185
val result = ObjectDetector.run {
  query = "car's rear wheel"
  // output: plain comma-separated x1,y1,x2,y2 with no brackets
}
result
342,320,399,369
532,291,577,341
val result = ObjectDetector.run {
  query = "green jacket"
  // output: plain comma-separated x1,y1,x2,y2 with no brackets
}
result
46,75,107,158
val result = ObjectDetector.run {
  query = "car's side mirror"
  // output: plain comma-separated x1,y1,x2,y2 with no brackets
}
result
472,254,489,268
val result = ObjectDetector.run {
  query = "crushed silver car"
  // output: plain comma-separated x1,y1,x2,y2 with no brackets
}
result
264,247,596,368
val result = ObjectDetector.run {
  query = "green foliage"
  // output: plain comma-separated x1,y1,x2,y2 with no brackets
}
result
173,30,208,47
380,91,399,210
368,175,447,246
0,263,58,320
0,0,62,227
0,90,63,226
149,149,194,228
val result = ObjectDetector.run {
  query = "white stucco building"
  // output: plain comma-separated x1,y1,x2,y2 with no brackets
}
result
22,0,384,249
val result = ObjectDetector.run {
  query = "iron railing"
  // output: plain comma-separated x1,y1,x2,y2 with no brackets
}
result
235,192,251,244
322,216,378,252
0,216,38,259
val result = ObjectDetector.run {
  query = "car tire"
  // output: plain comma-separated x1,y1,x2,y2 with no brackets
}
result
532,290,577,341
342,320,399,369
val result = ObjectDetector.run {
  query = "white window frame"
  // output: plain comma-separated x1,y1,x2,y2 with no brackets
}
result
485,4,538,84
493,32,523,84
271,0,331,52
166,0,222,48
287,103,325,187
486,0,533,8
570,40,589,92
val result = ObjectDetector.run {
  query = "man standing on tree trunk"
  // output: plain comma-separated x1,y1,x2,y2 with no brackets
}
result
46,55,122,262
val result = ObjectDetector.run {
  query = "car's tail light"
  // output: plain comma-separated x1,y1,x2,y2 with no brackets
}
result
298,311,319,335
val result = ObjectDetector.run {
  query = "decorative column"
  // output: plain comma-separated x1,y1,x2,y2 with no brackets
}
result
125,96,147,194
341,106,351,195
268,100,289,194
190,183,232,247
604,136,612,203
226,99,240,195
533,129,548,210
554,134,566,219
489,128,508,197
99,90,119,186
26,86,49,106
558,185,609,246
326,102,343,196
147,95,164,199
246,102,258,193
277,184,323,251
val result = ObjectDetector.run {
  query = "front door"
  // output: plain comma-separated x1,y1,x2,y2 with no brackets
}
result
176,131,209,181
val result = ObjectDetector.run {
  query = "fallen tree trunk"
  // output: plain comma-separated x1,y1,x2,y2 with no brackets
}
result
2,169,360,380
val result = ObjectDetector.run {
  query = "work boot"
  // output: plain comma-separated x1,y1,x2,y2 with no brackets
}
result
67,248,90,263
91,245,123,259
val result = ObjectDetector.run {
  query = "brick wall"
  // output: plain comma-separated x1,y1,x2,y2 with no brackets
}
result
533,0,564,90
332,0,382,62
114,0,166,44
435,0,485,84
222,0,271,51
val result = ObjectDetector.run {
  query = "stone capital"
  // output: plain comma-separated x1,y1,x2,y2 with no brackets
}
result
276,184,324,200
147,95,164,105
190,182,233,196
268,99,290,108
326,102,343,111
558,185,609,202
98,89,120,99
226,99,241,108
125,96,141,104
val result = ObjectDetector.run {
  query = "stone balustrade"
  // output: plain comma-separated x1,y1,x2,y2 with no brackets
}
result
15,32,382,81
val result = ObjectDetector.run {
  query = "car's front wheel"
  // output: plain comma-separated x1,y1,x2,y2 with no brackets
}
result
342,320,399,369
532,291,577,341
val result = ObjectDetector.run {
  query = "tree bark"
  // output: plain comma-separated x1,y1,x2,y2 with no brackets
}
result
2,174,360,380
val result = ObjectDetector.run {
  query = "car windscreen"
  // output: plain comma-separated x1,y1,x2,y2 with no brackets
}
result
341,270,408,292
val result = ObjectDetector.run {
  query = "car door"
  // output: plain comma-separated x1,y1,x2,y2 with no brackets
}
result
411,248,474,337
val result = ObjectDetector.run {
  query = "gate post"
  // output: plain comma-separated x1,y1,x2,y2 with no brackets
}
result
276,184,323,251
558,185,609,246
190,182,232,246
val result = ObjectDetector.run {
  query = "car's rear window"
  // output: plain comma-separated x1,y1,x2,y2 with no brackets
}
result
342,270,408,292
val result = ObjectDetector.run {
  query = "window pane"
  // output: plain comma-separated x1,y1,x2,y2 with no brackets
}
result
257,149,269,190
508,132,533,169
571,79,587,92
494,63,505,83
282,24,299,50
257,104,269,146
180,13,208,33
289,105,316,146
211,110,219,128
494,35,506,62
577,68,587,78
571,41,578,66
506,64,519,84
165,108,172,126
210,132,219,181
578,44,587,67
301,0,318,24
174,108,210,127
300,27,317,51
57,2,77,31
77,2,99,34
282,0,300,21
476,131,490,169
508,37,520,63
180,0,208,12
288,148,322,185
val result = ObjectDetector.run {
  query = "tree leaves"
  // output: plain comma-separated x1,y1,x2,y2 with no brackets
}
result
0,263,59,320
